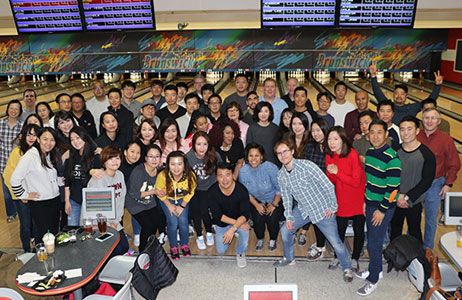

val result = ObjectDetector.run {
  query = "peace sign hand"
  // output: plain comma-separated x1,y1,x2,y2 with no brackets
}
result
434,70,443,85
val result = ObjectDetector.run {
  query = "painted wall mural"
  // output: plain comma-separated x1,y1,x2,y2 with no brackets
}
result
0,28,447,74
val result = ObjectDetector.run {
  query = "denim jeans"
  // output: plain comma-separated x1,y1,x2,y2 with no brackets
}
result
215,225,249,255
67,199,82,226
423,176,445,249
160,200,190,247
365,202,396,284
14,200,34,252
131,215,141,235
2,175,17,218
280,206,351,270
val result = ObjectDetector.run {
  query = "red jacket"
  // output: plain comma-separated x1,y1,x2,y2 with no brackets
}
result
326,148,366,217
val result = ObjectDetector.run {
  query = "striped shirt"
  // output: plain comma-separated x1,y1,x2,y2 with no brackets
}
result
278,159,337,224
365,144,401,212
0,118,22,173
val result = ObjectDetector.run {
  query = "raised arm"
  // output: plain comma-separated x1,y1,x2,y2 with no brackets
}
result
369,62,388,103
429,70,443,103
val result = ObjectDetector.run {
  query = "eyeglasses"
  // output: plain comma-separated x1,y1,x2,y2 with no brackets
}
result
146,155,161,160
276,149,291,156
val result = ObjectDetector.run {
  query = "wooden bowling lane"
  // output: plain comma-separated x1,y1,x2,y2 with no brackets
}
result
219,80,238,100
381,78,462,116
0,80,86,103
302,79,321,110
409,78,462,99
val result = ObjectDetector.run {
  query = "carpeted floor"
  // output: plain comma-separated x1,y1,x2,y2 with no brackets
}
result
155,256,421,300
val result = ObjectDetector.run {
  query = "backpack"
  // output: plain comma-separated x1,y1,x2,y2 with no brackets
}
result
131,236,179,300
383,235,431,300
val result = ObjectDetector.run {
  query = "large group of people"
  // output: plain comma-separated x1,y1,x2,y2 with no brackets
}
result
1,66,460,296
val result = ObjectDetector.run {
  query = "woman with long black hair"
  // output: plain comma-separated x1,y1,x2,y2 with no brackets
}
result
4,124,40,252
64,126,101,226
126,144,165,252
11,127,61,242
186,131,221,250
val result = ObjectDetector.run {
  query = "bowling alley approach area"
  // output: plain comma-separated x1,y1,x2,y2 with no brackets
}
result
2,0,462,299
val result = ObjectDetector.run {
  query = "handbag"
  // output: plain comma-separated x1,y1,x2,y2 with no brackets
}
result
131,236,179,300
425,249,458,300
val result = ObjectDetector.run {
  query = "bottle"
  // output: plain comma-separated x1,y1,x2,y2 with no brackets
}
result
456,225,462,247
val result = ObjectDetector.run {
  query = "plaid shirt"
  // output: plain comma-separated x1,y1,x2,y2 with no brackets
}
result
278,159,337,224
0,118,22,173
304,142,326,172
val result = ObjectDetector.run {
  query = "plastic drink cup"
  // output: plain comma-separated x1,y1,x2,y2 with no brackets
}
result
42,232,55,254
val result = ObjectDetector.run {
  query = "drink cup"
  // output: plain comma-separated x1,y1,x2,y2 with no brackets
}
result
35,243,48,262
97,216,107,234
42,232,55,254
83,218,94,238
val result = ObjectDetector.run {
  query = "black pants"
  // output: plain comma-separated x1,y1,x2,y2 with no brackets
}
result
156,198,166,234
336,214,365,260
134,207,161,252
301,223,326,248
14,200,35,252
390,203,423,243
190,190,213,237
250,203,283,240
29,197,60,243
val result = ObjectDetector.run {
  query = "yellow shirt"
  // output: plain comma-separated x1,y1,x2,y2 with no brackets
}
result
155,170,196,203
3,146,23,198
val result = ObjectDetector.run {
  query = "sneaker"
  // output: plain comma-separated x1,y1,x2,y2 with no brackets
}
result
170,246,180,260
236,254,247,268
343,268,354,282
206,232,214,246
352,259,360,273
439,215,445,226
306,243,324,261
297,234,306,246
6,215,16,223
196,236,206,250
255,239,264,251
158,233,166,245
355,270,383,280
133,234,140,247
273,258,296,267
180,245,191,257
328,258,339,270
357,281,378,296
189,225,195,238
268,240,277,251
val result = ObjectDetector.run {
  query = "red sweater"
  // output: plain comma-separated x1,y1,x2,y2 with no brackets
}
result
325,148,366,217
417,129,460,185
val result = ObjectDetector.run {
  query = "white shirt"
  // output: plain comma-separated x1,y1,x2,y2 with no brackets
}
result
176,113,192,138
10,147,60,201
328,101,356,126
86,96,109,134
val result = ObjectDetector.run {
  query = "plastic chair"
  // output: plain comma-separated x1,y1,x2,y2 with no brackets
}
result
0,288,25,300
98,255,136,285
83,273,133,300
16,252,34,264
407,258,462,299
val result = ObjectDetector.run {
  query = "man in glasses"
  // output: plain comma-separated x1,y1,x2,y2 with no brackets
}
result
273,139,354,283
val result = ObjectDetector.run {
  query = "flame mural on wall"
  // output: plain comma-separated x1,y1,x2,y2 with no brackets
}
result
0,28,447,74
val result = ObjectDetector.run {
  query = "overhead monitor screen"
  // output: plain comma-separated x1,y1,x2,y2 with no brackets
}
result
261,0,336,27
10,0,83,33
82,0,156,31
338,0,418,27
